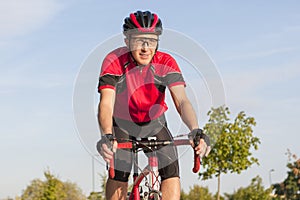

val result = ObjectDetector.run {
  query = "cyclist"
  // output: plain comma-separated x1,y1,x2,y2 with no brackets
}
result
97,10,211,200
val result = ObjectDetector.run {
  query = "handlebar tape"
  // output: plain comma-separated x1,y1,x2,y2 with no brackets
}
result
192,134,201,173
193,150,201,173
109,157,115,179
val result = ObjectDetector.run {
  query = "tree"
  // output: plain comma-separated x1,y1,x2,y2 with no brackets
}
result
200,106,260,200
180,185,215,200
42,171,66,200
21,170,86,200
63,181,87,200
272,150,300,200
21,179,45,199
88,192,103,200
180,189,188,200
87,171,107,200
225,176,272,200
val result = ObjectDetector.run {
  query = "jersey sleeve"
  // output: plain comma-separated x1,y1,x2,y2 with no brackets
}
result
163,56,186,88
98,75,119,91
98,50,123,92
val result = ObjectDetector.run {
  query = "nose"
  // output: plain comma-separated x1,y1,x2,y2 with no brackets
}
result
142,41,149,46
141,41,149,50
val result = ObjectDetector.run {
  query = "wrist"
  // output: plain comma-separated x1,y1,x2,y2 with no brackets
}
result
102,133,113,136
101,127,113,135
190,127,199,131
188,128,203,139
101,133,114,141
191,127,200,131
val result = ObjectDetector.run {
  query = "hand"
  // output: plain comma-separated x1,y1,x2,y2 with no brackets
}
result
188,128,211,157
96,134,117,163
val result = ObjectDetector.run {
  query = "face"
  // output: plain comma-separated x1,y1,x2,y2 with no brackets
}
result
126,34,159,66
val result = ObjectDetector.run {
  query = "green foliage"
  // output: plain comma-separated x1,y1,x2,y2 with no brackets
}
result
88,192,103,200
201,106,260,179
20,179,45,200
43,171,66,200
63,182,87,200
99,172,107,197
180,176,273,200
200,106,260,199
87,172,107,200
225,176,272,200
272,150,300,200
21,170,86,200
180,185,215,200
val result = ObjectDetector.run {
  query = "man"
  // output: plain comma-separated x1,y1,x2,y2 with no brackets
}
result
97,10,210,200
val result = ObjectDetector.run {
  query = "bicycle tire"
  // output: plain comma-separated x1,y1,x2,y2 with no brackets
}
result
148,190,161,200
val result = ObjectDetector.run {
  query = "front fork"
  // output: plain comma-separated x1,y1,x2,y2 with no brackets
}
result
149,154,160,191
130,140,161,200
131,143,141,200
148,152,161,199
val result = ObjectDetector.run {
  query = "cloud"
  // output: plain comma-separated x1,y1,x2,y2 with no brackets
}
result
0,0,63,38
230,61,300,90
222,60,300,112
225,47,296,61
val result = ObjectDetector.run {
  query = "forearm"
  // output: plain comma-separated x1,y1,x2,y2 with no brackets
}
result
178,99,199,131
169,85,199,131
97,104,116,163
98,103,113,134
98,88,115,135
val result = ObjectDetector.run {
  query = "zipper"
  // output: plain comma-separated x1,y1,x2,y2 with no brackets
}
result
139,66,143,74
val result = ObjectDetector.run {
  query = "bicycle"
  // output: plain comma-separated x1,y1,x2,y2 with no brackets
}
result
108,134,201,200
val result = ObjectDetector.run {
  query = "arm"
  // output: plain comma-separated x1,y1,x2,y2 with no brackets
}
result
98,88,115,134
169,85,199,131
97,88,117,162
169,85,210,157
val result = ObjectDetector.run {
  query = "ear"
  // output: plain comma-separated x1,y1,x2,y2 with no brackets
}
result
124,38,129,48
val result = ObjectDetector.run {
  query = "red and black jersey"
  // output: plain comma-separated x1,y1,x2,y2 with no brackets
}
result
98,46,185,123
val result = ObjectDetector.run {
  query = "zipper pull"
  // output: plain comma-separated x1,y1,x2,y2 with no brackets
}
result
139,66,143,73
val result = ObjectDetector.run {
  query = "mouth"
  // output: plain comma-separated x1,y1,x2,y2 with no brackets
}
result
139,53,149,59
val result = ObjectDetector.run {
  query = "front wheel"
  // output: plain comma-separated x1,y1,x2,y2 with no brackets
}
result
148,190,161,200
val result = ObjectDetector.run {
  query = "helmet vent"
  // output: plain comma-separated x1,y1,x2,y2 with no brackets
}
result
129,12,159,33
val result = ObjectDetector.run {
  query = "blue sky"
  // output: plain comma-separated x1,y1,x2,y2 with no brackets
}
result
1,0,300,198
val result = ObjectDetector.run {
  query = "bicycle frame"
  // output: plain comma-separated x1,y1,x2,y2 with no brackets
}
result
108,137,200,200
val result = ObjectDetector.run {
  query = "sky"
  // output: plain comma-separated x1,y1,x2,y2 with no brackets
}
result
1,0,300,198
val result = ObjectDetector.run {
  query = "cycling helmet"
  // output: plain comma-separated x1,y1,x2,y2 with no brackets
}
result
123,11,163,36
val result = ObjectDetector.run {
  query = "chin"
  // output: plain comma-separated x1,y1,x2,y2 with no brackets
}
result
138,60,151,66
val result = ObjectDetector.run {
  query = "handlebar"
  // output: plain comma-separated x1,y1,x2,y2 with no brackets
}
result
108,138,200,178
173,139,201,173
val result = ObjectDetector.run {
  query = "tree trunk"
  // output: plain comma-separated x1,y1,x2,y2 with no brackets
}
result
217,173,221,200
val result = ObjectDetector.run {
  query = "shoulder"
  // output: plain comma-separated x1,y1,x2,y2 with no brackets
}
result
153,51,176,63
105,46,130,62
152,51,181,75
101,47,130,76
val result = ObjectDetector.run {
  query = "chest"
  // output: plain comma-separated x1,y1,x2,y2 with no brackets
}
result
116,65,165,95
